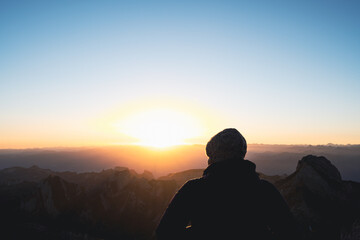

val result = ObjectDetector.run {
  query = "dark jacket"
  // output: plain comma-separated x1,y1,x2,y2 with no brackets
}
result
156,159,299,240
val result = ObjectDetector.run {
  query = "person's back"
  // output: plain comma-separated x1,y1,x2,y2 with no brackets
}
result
156,129,299,240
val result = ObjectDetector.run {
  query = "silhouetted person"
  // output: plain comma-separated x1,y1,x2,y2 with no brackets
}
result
156,128,299,240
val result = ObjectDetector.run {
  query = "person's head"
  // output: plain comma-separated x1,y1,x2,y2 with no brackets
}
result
206,128,247,165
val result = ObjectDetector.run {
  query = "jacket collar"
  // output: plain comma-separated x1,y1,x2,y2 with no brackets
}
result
203,159,258,181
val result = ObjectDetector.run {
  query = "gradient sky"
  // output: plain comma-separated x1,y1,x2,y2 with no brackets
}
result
1,0,360,147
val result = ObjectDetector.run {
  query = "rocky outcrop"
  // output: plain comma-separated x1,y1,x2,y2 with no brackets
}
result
1,156,359,239
20,168,177,239
276,155,360,240
23,175,84,216
0,165,54,185
140,170,154,180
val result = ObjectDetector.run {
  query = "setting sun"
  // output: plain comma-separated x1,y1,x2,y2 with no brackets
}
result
115,108,203,148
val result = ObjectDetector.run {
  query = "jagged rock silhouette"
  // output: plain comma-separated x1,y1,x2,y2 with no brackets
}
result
275,155,360,240
0,155,359,239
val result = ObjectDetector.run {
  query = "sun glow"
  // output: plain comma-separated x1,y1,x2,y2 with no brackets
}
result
115,108,203,148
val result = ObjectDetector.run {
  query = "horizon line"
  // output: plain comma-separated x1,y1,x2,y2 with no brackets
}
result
1,142,360,151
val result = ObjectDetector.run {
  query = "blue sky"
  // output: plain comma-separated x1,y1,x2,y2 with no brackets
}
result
1,0,360,147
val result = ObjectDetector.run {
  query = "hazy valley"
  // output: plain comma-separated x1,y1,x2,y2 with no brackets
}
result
1,144,360,181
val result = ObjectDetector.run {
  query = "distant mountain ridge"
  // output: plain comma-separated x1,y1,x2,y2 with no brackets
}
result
0,155,359,239
1,144,360,181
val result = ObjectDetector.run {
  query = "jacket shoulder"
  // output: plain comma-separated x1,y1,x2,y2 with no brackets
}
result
180,177,204,192
167,178,204,206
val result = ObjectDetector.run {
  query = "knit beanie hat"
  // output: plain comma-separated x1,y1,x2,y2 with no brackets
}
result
206,128,247,165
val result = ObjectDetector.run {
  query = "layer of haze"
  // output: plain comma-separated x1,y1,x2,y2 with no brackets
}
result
1,0,360,148
1,144,360,181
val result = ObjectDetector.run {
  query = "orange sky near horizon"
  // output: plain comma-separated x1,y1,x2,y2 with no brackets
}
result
1,98,359,149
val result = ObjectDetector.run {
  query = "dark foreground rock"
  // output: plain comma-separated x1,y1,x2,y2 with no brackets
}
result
275,155,360,240
0,155,359,239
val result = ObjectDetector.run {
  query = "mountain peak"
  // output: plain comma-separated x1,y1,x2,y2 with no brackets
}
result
296,155,342,183
276,155,360,239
